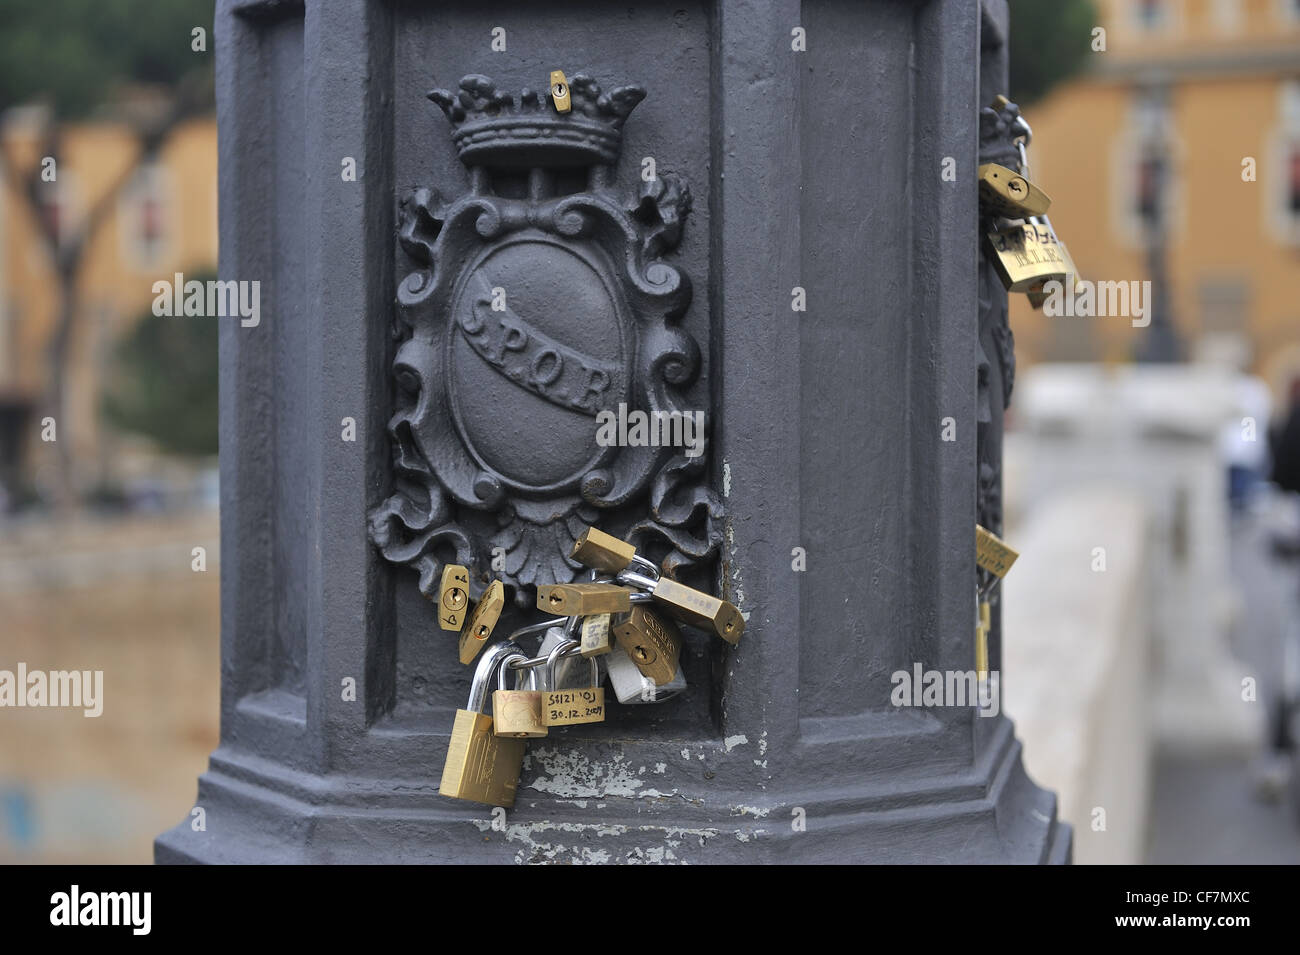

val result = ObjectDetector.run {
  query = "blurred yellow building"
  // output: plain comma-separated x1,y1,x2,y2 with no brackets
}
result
1012,0,1300,397
0,109,217,497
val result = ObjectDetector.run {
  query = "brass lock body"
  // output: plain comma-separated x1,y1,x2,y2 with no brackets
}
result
984,220,1072,293
975,599,992,680
977,162,1051,219
1025,233,1081,309
536,582,633,616
492,652,547,739
438,563,470,631
570,525,638,574
458,579,505,665
975,524,1020,579
439,642,527,807
549,69,571,113
612,604,682,685
649,578,744,646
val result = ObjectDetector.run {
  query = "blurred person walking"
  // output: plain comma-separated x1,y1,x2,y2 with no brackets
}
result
1272,378,1300,543
1266,376,1300,819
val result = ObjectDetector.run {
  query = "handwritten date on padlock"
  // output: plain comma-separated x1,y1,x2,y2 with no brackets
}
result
543,688,605,726
975,525,1020,579
579,613,615,658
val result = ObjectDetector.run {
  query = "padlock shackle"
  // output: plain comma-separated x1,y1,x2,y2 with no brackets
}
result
542,639,600,692
467,641,524,714
543,639,579,691
548,641,598,696
496,651,532,694
1014,118,1032,144
504,617,568,645
1016,140,1031,181
616,566,658,592
629,553,660,580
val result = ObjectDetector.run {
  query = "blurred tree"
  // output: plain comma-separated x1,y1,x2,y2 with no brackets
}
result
1009,0,1099,106
102,277,219,458
0,0,214,500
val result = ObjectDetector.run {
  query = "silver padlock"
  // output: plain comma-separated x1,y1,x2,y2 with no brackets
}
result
605,645,686,704
539,624,600,689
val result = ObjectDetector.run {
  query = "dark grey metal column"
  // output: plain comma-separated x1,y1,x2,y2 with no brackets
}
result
157,0,1069,864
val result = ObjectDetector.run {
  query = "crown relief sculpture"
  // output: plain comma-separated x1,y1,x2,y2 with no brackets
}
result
368,73,722,608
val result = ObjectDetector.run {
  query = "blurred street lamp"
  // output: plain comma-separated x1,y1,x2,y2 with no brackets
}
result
1134,84,1184,364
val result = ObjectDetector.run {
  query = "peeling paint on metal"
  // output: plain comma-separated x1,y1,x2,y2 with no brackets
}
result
723,734,748,752
471,818,725,865
525,746,654,798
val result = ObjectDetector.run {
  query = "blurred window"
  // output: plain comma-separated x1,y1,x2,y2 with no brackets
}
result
1275,81,1300,244
28,170,80,269
39,176,73,249
118,161,170,271
1291,146,1300,216
1119,89,1176,241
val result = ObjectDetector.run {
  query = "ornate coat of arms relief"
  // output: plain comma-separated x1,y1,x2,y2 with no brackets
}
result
368,74,722,607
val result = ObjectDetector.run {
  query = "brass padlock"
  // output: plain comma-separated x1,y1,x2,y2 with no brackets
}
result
536,582,633,616
975,599,992,680
458,579,505,665
570,525,638,574
984,218,1072,294
438,564,471,631
492,651,547,739
549,70,571,113
439,642,527,807
541,641,605,726
578,613,614,658
978,163,1051,219
612,602,682,685
643,578,744,646
1025,219,1081,309
975,524,1019,579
